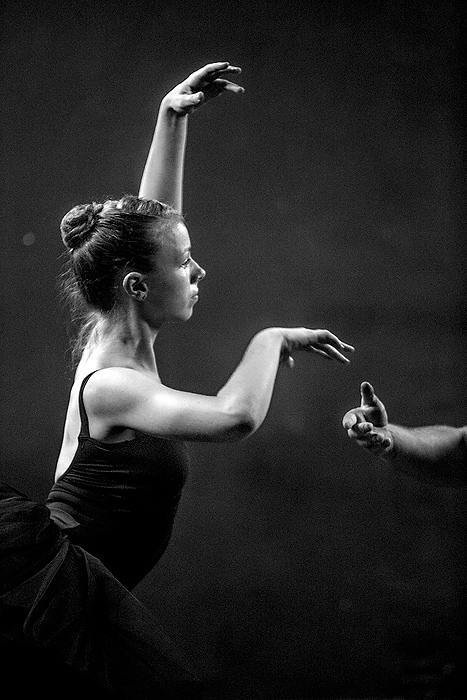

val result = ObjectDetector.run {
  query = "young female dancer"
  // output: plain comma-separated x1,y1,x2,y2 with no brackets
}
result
1,62,354,699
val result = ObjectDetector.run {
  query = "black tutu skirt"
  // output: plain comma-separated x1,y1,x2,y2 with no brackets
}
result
0,482,202,699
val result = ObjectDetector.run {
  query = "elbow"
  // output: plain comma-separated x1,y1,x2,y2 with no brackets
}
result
220,408,258,442
232,416,257,441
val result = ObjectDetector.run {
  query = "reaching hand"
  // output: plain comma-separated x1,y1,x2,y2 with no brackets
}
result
279,328,355,368
163,62,244,115
342,382,393,456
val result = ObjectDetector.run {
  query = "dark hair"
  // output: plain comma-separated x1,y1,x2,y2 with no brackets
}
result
60,194,182,360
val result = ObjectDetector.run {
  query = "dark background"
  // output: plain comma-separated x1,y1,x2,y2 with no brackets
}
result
1,1,466,698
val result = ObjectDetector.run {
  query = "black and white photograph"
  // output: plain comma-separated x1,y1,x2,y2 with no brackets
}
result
1,1,465,698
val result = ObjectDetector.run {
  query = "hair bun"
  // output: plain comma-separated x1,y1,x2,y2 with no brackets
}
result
60,202,104,251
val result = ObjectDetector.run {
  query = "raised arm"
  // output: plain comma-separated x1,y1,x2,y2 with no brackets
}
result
138,62,244,210
342,381,467,485
86,328,354,443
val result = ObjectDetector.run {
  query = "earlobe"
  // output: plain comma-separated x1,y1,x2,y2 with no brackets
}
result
122,272,148,301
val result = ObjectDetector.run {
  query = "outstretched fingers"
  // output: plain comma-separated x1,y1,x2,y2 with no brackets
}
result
321,331,355,352
307,345,348,363
310,333,355,363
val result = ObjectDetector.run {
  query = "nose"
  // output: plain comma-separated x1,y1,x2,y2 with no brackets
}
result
192,260,205,282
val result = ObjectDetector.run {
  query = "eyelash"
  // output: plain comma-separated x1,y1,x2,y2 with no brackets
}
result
182,257,191,268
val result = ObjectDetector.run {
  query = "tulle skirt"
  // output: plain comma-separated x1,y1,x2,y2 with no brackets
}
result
0,482,202,699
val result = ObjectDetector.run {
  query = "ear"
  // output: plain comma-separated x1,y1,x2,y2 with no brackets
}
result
122,271,148,301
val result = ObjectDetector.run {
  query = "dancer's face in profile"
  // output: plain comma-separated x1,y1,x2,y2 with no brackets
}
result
143,221,205,326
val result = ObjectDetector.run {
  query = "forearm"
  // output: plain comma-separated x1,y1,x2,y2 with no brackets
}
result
138,99,188,210
217,329,284,435
384,424,467,484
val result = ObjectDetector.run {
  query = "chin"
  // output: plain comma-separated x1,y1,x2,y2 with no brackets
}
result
166,310,193,324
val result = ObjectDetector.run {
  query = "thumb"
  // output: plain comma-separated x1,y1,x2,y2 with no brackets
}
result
360,381,377,407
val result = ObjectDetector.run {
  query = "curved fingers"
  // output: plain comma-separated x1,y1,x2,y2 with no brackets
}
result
187,62,242,88
342,410,358,430
348,422,374,438
351,425,392,454
209,78,245,93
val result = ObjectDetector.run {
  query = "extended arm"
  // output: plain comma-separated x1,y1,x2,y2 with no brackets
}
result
138,62,244,210
87,328,354,443
342,382,467,485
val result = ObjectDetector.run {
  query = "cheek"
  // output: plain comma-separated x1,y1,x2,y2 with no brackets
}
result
149,267,190,308
154,270,183,294
169,272,190,303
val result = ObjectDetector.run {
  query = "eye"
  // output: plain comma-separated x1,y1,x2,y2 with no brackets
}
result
181,256,192,268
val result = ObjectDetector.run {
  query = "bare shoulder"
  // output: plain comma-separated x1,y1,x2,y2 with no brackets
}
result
81,367,163,416
73,364,252,442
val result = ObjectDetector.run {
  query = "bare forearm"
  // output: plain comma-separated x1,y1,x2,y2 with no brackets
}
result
216,327,352,439
138,100,188,210
384,424,467,484
217,329,284,434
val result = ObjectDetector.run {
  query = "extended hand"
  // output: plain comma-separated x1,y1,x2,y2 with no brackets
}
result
342,382,393,456
280,328,355,368
163,62,244,115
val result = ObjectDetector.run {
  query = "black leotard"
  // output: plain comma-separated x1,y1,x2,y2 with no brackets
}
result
46,370,190,589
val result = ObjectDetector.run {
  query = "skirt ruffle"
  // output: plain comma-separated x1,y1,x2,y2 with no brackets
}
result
0,482,201,699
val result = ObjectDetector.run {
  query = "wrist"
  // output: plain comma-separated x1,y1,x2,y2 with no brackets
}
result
380,427,396,460
254,327,283,345
159,96,189,120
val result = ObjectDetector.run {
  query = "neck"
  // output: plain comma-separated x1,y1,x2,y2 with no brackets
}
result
80,311,161,375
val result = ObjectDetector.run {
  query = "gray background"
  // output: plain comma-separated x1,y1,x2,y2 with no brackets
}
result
1,0,466,697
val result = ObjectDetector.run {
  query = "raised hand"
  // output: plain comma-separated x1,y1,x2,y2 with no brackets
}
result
342,382,393,456
279,328,355,368
139,62,243,206
163,62,244,115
